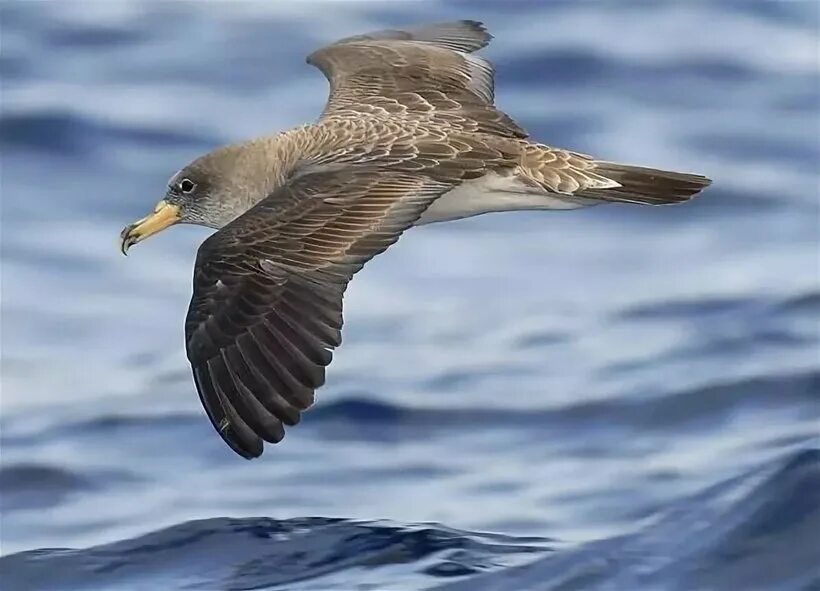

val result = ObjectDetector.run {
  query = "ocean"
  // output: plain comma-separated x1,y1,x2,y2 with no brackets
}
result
1,1,818,590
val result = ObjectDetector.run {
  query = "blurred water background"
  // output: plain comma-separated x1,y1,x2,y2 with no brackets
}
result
1,1,819,590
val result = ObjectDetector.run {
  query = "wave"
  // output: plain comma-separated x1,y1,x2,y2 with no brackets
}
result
2,449,816,591
4,369,813,443
439,448,820,591
0,110,215,155
309,370,819,438
0,518,549,591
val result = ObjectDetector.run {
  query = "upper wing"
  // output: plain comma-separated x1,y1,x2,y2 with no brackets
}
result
185,169,450,458
306,20,527,138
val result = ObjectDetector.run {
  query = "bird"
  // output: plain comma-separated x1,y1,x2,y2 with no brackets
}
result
120,20,711,459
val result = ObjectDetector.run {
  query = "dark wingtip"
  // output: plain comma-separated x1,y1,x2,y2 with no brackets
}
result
230,433,263,460
460,19,486,30
461,19,492,42
193,366,264,459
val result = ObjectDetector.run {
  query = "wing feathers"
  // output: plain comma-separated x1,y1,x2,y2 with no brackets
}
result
328,20,491,53
185,171,451,457
307,21,527,138
232,337,302,425
193,365,263,459
213,352,285,443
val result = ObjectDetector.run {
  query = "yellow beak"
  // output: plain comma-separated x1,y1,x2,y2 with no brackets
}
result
120,200,181,255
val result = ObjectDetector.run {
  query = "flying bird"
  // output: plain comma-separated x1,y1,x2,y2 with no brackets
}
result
120,21,711,458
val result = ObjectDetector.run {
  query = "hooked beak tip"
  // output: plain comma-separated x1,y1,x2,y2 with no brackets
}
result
119,200,180,257
120,225,136,256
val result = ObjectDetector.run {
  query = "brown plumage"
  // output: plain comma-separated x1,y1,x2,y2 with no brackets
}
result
120,20,711,458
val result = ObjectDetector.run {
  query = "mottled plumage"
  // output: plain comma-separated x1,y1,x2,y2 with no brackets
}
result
120,20,711,458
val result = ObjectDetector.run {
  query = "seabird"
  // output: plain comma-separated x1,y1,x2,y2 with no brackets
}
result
120,21,711,459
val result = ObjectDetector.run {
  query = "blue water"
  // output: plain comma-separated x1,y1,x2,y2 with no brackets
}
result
1,1,818,590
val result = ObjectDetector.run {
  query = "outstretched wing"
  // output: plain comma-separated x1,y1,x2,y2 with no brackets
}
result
185,169,450,458
307,20,527,138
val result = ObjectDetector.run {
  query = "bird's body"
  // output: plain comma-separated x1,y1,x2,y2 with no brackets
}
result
121,21,711,458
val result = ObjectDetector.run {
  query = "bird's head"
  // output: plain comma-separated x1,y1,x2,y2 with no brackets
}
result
120,143,272,255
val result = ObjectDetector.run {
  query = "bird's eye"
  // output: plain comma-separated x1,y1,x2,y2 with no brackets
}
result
179,178,196,193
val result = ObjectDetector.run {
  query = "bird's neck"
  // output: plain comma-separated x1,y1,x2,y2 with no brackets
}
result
236,121,368,215
239,125,321,208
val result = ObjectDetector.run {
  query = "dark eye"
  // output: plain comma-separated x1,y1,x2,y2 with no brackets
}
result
179,178,196,193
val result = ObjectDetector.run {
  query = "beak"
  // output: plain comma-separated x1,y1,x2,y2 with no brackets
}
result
120,200,181,255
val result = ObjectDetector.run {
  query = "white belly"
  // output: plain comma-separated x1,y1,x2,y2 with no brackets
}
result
416,172,594,225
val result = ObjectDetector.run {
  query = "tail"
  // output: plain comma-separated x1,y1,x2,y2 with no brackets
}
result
580,161,712,206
